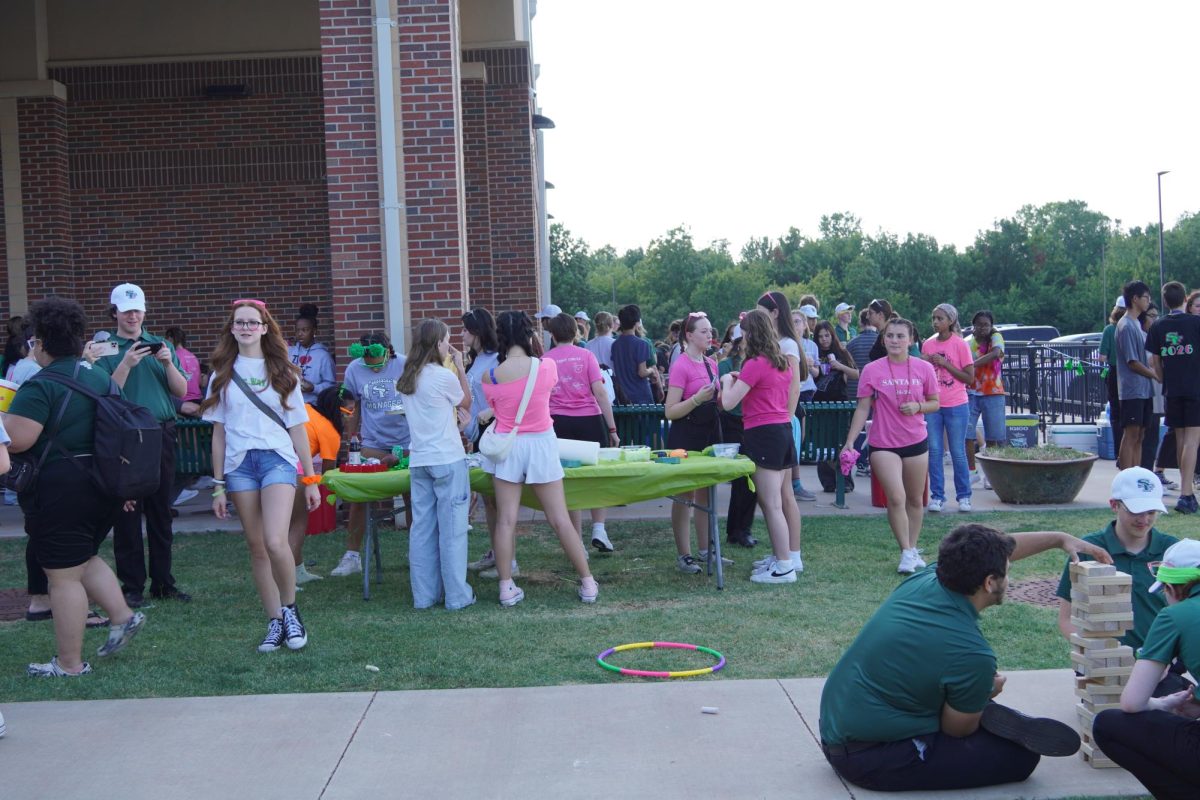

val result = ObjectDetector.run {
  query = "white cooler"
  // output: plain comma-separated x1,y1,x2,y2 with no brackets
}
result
1047,424,1099,454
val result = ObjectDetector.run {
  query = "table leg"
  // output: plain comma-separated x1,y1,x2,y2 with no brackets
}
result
362,507,373,601
710,485,724,590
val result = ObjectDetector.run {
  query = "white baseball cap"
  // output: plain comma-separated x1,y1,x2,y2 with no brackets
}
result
1148,539,1200,593
798,304,819,319
1111,467,1167,514
1115,295,1126,309
538,304,563,319
835,302,854,314
110,283,146,313
730,324,743,340
574,311,590,321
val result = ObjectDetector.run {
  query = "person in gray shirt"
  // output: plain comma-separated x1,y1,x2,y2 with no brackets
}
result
1116,281,1158,469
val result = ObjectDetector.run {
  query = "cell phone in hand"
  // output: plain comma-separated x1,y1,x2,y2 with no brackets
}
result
91,341,119,356
140,341,164,354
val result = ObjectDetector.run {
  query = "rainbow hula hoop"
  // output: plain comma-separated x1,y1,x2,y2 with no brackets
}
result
596,641,726,679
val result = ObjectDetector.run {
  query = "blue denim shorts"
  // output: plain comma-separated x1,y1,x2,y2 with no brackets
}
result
968,394,1007,443
226,449,297,493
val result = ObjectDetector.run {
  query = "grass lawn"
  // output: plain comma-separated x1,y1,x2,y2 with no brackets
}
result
1,507,1194,705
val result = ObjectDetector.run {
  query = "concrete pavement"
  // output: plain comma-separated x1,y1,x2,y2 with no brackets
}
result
1,670,1148,799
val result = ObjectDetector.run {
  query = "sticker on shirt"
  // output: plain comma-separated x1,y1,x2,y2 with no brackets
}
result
1159,332,1194,357
362,378,406,415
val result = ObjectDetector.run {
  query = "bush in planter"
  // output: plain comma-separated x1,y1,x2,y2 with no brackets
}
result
976,445,1098,504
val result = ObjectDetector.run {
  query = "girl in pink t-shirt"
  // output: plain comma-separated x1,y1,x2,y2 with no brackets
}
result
544,313,620,554
921,303,976,513
842,318,940,575
479,311,597,607
721,309,802,584
663,312,722,574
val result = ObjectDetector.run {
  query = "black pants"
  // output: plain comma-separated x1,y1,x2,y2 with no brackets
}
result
720,413,757,538
1141,413,1161,471
1093,709,1200,800
822,718,1039,791
114,420,177,595
1158,426,1179,470
1107,369,1124,456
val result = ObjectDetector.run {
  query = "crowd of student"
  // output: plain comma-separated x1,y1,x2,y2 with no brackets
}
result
4,282,1197,800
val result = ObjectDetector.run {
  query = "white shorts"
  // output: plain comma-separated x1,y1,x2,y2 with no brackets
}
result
480,429,565,485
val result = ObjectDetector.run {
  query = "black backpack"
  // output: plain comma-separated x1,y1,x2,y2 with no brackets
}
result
36,370,163,500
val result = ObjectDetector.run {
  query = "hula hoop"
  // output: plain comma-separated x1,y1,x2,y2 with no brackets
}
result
596,640,726,679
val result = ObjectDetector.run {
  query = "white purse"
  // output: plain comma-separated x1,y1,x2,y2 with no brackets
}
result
478,358,539,462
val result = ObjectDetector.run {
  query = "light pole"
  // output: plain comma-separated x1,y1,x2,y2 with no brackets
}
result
1157,170,1170,298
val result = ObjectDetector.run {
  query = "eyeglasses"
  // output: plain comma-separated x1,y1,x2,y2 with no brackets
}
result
232,320,265,330
869,300,885,313
1147,561,1162,578
232,298,267,310
26,337,36,351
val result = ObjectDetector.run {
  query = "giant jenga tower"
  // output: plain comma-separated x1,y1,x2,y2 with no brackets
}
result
1069,561,1135,769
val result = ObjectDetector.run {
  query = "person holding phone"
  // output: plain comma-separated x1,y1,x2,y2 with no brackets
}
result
94,283,191,609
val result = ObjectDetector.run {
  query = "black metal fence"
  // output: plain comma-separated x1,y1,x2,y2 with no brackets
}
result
1003,343,1107,429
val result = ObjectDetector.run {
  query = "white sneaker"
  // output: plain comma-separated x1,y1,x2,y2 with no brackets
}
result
791,552,804,573
468,549,497,572
969,471,981,486
697,549,734,567
927,498,944,513
751,559,796,584
753,554,774,569
897,549,917,574
982,475,992,490
591,527,614,553
296,564,323,584
330,552,362,577
172,488,198,507
0,709,6,737
911,549,927,570
191,476,216,490
958,498,973,513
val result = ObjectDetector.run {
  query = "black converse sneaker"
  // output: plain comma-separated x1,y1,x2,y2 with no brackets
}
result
282,605,308,650
257,618,285,653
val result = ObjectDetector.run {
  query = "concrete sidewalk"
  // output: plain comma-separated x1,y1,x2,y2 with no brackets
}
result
1,670,1146,799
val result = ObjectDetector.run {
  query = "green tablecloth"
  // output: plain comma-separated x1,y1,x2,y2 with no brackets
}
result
322,454,755,512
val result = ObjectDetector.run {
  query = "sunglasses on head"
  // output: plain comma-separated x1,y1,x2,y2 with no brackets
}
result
232,298,267,310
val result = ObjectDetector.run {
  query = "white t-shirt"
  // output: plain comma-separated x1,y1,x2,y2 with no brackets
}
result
202,356,309,475
0,414,10,445
799,338,819,393
399,363,466,468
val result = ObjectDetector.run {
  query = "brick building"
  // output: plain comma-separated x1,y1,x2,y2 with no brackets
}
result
0,0,550,365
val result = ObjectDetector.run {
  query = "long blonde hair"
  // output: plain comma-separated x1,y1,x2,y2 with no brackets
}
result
396,319,449,395
199,300,299,414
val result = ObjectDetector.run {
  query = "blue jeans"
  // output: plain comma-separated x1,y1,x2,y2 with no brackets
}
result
927,402,971,502
408,460,473,610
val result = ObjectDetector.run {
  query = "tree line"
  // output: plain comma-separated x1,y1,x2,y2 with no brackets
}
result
551,200,1200,341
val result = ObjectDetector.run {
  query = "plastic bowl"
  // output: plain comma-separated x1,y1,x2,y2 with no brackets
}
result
713,443,741,459
597,448,622,461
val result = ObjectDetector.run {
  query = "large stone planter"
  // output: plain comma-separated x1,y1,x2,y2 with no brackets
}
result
976,451,1098,505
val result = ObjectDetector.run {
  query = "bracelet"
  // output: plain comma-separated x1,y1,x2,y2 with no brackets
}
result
300,474,322,486
212,478,226,485
212,487,226,497
608,427,617,433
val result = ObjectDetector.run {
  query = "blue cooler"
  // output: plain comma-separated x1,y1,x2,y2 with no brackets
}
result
1096,420,1117,460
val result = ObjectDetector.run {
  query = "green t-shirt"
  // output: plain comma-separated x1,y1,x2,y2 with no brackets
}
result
1099,323,1117,364
819,567,995,746
94,331,181,422
1054,523,1177,649
718,356,742,417
7,358,115,464
1138,583,1200,701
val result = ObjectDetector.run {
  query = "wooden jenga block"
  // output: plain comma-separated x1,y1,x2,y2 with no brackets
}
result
1070,634,1121,651
1080,739,1120,768
1071,561,1116,578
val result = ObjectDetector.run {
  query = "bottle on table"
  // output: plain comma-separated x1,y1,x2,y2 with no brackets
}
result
348,433,363,466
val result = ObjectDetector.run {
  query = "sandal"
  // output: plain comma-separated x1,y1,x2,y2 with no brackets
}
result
24,609,110,628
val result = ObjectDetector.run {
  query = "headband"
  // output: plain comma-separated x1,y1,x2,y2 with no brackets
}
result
232,298,267,309
1155,566,1200,586
349,342,386,359
935,303,959,325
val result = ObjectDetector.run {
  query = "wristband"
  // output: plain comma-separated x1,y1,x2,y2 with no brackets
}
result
608,427,617,433
212,487,226,497
212,478,226,485
300,474,322,486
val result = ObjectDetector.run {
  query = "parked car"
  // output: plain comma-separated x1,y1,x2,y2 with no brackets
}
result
961,324,1060,344
1049,332,1103,348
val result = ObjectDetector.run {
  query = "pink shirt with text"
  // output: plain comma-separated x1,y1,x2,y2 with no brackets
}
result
920,334,972,408
545,344,602,417
858,356,939,448
738,355,794,429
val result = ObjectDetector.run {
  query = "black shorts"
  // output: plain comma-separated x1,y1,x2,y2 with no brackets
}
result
1165,396,1200,429
870,439,929,459
552,413,608,447
1120,398,1154,429
741,423,798,470
24,457,121,570
667,415,718,452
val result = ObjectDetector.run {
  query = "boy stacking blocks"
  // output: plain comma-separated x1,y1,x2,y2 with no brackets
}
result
1069,560,1134,768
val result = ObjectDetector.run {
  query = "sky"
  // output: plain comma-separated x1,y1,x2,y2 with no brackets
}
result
533,0,1199,256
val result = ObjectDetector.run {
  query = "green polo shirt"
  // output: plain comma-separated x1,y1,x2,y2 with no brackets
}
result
1138,583,1200,701
6,358,115,464
819,567,995,746
94,331,181,422
1055,523,1177,650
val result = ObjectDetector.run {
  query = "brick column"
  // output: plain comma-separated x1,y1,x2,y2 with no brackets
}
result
397,0,467,325
463,47,538,316
18,95,72,299
460,71,494,311
319,0,385,360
